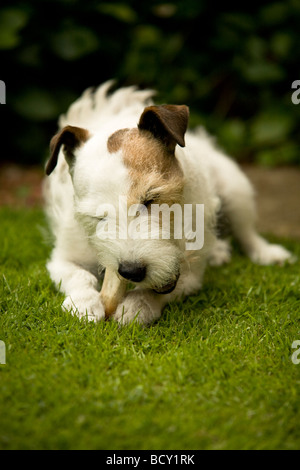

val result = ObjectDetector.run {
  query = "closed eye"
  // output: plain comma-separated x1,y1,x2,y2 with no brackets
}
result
141,190,161,207
90,215,106,222
142,198,155,207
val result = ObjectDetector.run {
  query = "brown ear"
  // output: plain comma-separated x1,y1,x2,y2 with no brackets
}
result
138,105,189,151
45,125,90,175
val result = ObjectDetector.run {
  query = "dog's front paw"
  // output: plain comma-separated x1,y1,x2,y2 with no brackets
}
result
62,290,105,322
113,290,162,325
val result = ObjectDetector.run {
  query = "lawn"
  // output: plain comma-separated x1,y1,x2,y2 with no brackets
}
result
0,207,299,450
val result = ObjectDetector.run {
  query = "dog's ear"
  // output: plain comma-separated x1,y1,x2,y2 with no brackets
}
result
138,105,189,152
45,125,90,175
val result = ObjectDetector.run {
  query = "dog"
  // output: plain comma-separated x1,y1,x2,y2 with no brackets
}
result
44,80,294,325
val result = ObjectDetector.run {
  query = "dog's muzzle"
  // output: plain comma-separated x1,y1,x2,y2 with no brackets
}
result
153,273,179,294
118,261,180,294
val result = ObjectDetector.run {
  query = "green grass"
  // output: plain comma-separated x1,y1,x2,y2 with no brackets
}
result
0,207,300,450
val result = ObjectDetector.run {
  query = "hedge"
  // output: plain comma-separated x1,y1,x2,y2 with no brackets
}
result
1,0,299,166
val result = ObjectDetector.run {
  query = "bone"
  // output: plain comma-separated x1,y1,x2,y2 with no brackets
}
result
100,267,127,318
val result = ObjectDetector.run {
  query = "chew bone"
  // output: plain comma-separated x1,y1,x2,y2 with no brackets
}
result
100,267,127,318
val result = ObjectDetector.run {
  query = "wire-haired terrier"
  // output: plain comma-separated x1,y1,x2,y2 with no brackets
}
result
44,81,294,325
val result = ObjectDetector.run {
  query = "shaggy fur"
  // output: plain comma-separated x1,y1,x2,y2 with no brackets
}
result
44,81,294,324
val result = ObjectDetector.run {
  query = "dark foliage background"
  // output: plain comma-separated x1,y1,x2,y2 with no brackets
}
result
0,0,299,166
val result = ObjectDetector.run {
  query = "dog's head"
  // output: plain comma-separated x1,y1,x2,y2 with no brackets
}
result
46,104,189,294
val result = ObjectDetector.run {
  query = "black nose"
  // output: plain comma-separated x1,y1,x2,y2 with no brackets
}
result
118,262,146,282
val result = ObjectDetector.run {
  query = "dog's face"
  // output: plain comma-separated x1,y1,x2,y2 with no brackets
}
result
46,105,189,294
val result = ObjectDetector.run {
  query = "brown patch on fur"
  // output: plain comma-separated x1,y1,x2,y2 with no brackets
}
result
106,104,189,207
111,128,185,207
107,128,129,154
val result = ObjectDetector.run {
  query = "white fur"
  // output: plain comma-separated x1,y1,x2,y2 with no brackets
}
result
44,81,294,324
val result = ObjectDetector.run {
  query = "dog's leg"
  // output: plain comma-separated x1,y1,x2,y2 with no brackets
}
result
220,171,294,265
47,254,105,321
113,261,205,325
113,289,166,325
208,238,232,266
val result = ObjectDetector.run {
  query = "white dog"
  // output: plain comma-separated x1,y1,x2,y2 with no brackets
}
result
44,81,293,325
